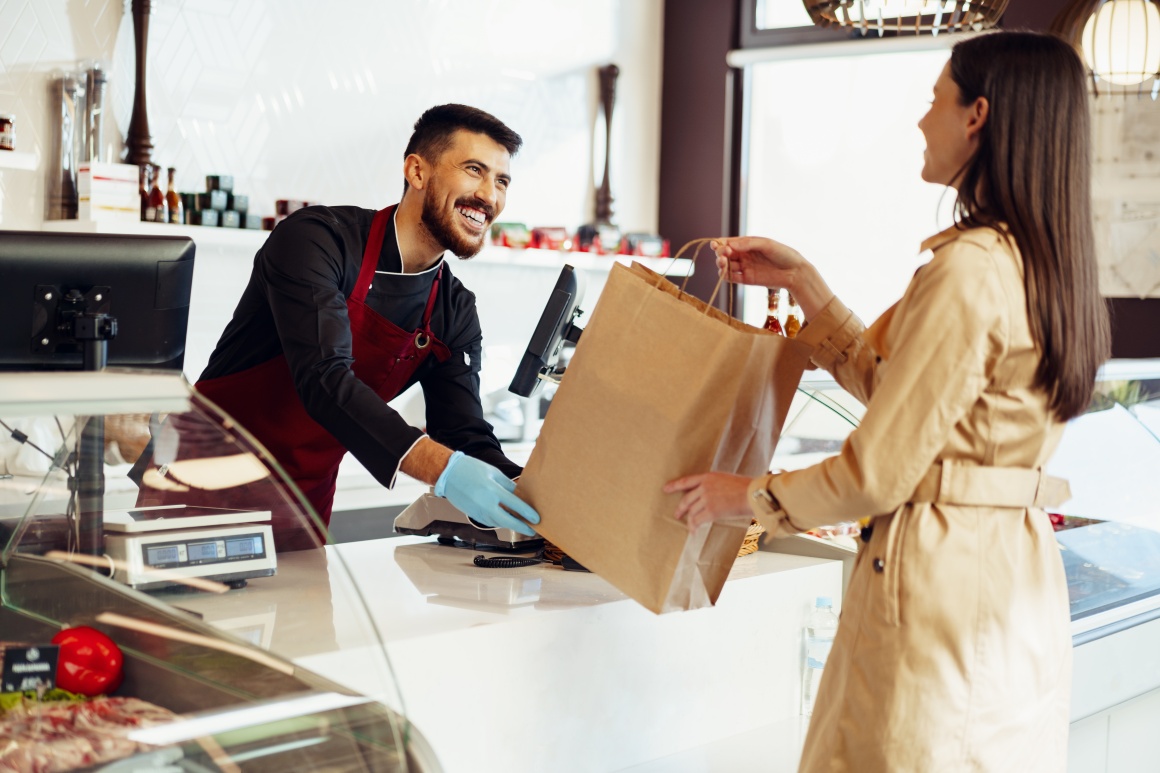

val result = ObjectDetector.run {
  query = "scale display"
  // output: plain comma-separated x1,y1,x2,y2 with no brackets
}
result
142,532,267,570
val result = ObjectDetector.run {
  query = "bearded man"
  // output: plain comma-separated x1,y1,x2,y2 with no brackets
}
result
194,104,539,549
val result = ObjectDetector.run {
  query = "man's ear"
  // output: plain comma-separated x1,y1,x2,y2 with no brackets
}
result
403,153,427,191
966,96,989,142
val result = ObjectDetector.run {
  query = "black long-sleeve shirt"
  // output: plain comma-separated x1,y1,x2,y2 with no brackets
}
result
200,205,520,485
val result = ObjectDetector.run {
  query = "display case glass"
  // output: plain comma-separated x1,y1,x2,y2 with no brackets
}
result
0,371,437,771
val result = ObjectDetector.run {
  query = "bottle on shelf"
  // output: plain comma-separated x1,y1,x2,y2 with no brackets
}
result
166,166,184,224
144,163,167,223
801,596,839,717
138,164,149,221
763,287,784,335
785,292,802,339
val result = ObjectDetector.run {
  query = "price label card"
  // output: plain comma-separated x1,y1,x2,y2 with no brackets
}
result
1,644,60,693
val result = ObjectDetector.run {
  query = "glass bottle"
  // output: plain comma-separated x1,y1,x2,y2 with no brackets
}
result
144,163,167,223
801,596,839,717
166,167,184,224
763,288,784,335
138,164,149,221
785,292,802,339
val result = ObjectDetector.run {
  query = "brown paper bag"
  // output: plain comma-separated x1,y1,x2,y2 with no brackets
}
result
516,261,812,614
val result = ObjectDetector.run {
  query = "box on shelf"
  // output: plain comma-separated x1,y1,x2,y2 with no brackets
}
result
77,162,139,223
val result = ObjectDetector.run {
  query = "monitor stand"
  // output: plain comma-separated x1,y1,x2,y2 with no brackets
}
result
71,306,117,558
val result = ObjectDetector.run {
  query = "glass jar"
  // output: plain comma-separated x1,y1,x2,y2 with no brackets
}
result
0,113,14,151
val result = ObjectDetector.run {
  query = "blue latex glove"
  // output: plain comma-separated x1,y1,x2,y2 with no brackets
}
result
434,452,540,536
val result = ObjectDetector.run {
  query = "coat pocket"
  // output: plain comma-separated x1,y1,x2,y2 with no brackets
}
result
873,505,912,628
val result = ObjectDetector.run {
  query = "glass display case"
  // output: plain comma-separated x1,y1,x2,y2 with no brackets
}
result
767,360,1160,637
0,370,439,772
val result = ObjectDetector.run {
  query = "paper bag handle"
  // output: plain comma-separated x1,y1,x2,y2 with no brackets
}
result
665,238,733,318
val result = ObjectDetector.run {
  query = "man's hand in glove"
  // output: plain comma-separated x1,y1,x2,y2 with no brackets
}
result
434,451,540,536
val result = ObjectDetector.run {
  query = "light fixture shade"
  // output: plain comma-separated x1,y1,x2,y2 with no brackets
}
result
1051,0,1160,96
1083,0,1160,85
802,0,1009,36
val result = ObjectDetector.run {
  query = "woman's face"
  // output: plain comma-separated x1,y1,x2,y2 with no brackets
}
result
918,62,985,187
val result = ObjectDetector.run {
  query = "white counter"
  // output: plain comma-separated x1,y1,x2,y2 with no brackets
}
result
169,535,843,773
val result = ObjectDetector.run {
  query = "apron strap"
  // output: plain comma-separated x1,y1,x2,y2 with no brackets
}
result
352,206,395,304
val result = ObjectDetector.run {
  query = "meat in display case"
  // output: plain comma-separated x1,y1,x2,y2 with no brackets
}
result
0,371,440,772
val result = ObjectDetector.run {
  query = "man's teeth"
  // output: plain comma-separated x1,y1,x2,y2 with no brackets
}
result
457,207,485,226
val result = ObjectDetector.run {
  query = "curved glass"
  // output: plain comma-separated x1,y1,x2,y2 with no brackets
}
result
768,361,1160,631
0,370,437,772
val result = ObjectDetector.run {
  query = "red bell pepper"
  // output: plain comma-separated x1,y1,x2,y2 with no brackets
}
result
51,626,124,696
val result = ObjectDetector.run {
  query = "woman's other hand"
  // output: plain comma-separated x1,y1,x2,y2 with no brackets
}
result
664,472,753,531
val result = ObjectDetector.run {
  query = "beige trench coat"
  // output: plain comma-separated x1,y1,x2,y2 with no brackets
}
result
749,225,1072,772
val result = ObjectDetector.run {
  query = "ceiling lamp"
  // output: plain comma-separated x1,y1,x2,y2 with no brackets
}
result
802,0,1009,37
1052,0,1160,96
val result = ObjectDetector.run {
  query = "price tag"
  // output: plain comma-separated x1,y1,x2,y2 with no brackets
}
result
1,644,60,693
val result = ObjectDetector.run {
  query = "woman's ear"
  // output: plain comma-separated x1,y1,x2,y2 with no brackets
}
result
966,96,989,142
403,153,427,191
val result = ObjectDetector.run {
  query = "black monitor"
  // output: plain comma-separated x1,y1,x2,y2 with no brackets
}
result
0,230,195,371
509,264,585,397
0,230,196,557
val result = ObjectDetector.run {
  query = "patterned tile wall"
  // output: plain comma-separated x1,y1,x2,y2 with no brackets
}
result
0,0,663,233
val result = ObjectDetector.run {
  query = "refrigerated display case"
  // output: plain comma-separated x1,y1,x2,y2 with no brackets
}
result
0,370,439,772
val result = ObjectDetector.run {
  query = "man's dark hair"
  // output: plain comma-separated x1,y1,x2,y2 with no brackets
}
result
404,104,522,172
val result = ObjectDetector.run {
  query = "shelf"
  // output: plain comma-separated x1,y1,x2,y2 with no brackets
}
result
32,222,694,275
39,218,271,248
471,245,694,276
0,151,37,171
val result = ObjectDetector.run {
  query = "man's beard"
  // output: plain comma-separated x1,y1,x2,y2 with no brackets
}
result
420,190,491,259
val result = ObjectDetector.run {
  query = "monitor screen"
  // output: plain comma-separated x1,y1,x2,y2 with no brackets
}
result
0,230,195,371
509,264,585,397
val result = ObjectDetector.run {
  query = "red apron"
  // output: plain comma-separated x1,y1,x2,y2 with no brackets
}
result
192,206,450,550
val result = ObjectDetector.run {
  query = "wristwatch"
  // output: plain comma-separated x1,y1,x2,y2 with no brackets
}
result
747,474,782,518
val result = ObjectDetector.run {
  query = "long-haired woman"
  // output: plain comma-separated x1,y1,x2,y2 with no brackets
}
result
666,31,1109,771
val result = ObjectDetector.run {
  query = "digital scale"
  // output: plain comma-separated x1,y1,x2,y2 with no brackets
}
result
103,505,277,591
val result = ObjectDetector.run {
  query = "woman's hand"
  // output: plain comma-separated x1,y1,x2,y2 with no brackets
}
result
712,236,805,290
664,473,754,532
713,236,835,320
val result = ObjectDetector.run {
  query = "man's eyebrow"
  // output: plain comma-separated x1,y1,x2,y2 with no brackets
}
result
462,158,511,182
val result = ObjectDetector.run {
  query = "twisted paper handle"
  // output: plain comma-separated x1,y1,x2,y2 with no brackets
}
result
663,237,734,318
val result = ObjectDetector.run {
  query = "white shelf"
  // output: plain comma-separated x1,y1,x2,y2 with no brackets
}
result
472,245,694,276
39,218,270,248
32,222,695,275
0,151,37,171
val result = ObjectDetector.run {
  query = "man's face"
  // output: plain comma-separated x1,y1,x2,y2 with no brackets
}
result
419,130,511,258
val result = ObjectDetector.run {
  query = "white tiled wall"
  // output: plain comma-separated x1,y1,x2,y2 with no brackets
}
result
0,0,662,234
0,0,664,396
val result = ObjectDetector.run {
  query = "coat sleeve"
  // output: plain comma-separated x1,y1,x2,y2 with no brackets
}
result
767,241,1009,529
794,296,877,406
258,215,425,488
420,296,522,480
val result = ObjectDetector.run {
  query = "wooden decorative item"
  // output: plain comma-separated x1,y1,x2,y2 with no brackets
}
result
803,0,1008,35
125,0,153,166
595,64,619,225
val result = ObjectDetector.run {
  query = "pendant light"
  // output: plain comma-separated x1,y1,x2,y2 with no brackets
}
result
802,0,1009,37
1052,0,1160,97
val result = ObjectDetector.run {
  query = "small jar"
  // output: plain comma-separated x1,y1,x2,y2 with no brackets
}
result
0,114,14,151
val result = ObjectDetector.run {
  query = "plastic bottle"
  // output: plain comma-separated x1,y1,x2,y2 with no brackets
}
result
801,596,839,717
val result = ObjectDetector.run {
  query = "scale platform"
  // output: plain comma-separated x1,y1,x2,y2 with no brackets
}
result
103,505,277,591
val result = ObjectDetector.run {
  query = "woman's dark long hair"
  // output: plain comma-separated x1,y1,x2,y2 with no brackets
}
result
949,31,1110,421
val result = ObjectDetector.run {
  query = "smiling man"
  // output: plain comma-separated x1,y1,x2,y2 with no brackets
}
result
192,104,539,550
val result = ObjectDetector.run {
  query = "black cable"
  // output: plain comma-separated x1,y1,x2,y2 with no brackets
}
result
0,417,56,463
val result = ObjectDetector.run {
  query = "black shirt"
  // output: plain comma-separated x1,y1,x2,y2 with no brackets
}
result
201,205,519,485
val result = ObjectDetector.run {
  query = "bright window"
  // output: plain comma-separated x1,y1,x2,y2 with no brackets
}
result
740,45,954,328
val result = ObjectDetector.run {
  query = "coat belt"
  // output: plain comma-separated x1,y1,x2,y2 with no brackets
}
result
909,461,1071,509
